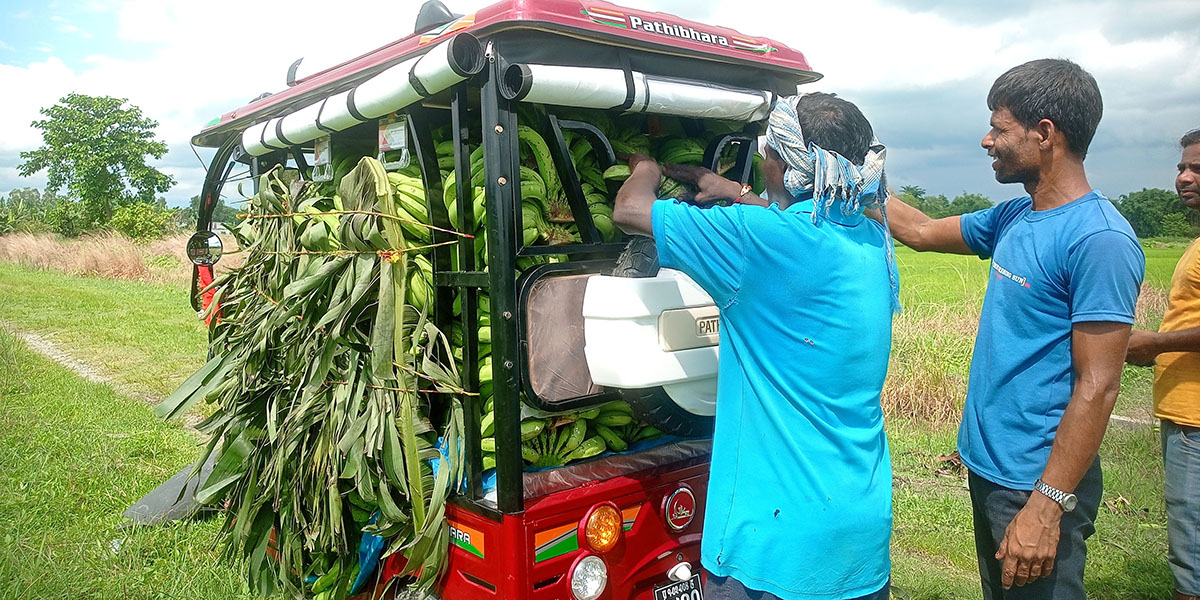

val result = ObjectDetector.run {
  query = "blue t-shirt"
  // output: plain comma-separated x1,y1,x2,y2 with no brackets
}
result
652,199,894,600
958,191,1144,489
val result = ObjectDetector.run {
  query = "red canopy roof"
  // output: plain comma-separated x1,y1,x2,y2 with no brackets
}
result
193,0,818,147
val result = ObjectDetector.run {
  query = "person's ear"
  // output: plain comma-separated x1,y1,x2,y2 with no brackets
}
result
1035,119,1057,151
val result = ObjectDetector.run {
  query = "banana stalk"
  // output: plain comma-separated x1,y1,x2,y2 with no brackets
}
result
156,158,465,599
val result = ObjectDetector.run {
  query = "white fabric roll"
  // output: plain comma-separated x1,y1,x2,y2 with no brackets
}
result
352,56,422,120
510,64,769,121
411,42,463,97
260,117,288,149
241,122,270,156
315,90,362,133
641,76,771,121
278,102,325,148
518,64,642,109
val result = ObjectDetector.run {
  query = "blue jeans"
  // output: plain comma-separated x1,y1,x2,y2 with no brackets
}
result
967,460,1102,600
1163,419,1200,595
704,574,889,600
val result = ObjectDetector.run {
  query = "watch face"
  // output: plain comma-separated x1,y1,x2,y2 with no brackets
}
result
1062,494,1078,512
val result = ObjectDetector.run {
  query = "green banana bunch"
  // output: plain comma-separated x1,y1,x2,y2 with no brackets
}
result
521,202,544,246
479,406,548,440
297,195,341,252
567,136,607,191
609,128,652,157
589,401,663,452
603,164,631,183
593,422,628,452
521,417,606,468
389,173,433,244
479,417,550,470
618,422,664,444
407,255,434,313
591,400,635,427
517,126,577,224
656,137,706,166
441,171,487,231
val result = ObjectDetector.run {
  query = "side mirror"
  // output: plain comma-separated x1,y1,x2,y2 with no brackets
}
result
187,231,223,266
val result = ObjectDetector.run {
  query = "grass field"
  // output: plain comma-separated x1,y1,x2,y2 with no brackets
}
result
0,242,1187,599
0,329,251,600
0,262,208,399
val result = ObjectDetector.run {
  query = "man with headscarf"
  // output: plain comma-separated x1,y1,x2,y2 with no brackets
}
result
613,92,896,600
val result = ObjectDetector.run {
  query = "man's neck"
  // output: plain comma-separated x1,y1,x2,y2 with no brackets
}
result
1025,157,1093,211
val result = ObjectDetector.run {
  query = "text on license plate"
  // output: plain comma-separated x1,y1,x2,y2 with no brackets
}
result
654,574,703,600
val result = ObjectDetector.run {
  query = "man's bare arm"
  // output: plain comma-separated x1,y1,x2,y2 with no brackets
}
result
995,321,1129,589
885,194,975,254
613,155,663,236
1126,326,1200,365
662,163,770,208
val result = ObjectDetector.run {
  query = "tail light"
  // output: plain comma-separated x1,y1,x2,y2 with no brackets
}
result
569,554,608,600
580,502,622,553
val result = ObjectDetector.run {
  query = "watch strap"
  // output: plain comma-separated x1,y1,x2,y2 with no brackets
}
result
1034,478,1075,511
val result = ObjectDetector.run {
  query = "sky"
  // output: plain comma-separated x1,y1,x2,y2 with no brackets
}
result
1,0,1197,208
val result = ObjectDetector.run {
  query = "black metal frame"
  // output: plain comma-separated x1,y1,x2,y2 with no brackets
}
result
480,52,526,515
703,131,759,184
190,136,243,312
406,98,508,521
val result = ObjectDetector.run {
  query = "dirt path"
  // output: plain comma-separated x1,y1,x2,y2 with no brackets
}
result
1109,413,1157,428
2,321,205,436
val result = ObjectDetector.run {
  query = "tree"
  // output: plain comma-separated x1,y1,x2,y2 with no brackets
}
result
895,185,947,219
18,93,175,229
1,188,55,233
1115,188,1188,238
898,185,926,200
109,201,176,241
46,199,86,237
1161,213,1192,238
948,192,993,215
178,195,243,228
918,193,951,218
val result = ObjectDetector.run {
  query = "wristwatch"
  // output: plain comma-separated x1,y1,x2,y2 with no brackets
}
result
735,183,753,204
1034,478,1078,513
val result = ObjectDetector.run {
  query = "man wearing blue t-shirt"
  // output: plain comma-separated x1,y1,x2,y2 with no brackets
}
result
613,93,897,600
885,59,1144,599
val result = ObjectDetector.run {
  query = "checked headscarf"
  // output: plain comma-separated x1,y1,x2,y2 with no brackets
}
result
765,94,900,312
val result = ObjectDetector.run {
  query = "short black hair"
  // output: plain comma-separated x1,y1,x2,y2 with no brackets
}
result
1181,129,1200,149
794,93,874,166
987,58,1103,158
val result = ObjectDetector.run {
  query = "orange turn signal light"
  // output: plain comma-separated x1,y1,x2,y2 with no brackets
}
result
584,504,622,553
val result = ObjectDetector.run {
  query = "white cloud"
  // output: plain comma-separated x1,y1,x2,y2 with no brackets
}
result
0,57,78,153
58,23,93,39
0,40,13,51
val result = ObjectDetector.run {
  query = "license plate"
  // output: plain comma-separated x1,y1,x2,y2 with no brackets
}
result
654,574,703,600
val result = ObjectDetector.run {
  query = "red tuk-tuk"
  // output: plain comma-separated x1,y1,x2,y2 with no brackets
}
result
185,2,818,597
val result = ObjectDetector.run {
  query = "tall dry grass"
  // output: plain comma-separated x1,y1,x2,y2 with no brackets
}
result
0,231,241,285
1134,283,1169,329
882,281,1173,424
882,303,980,424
